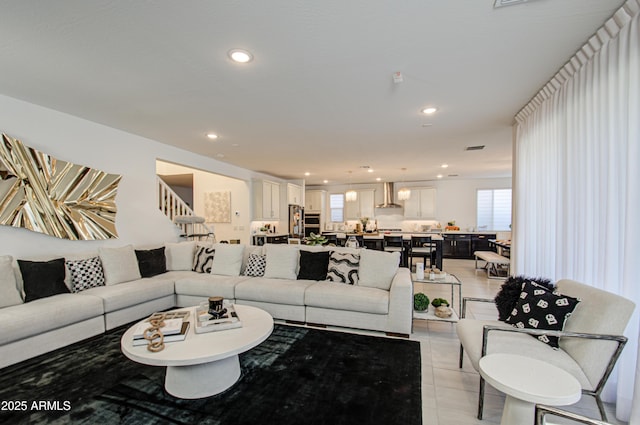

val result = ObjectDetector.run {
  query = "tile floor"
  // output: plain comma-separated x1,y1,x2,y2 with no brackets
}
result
410,259,626,425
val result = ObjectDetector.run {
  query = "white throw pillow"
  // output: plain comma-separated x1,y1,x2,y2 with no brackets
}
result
263,244,299,280
357,249,400,291
0,255,23,307
210,243,245,276
99,245,142,285
165,241,196,271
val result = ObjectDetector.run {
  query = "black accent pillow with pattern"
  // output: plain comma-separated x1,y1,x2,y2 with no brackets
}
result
66,256,106,292
505,281,580,348
326,251,359,285
244,253,266,277
193,245,215,273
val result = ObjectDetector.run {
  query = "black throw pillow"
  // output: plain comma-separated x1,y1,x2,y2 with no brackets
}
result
505,281,580,348
135,247,167,278
297,250,330,281
494,275,554,321
18,258,70,302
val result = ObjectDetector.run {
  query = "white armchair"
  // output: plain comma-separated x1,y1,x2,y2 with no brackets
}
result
457,279,635,421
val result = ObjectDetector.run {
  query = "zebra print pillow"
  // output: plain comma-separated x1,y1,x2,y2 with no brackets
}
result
192,245,215,273
326,251,360,285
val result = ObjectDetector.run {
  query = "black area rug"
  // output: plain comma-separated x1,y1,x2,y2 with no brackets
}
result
0,324,422,425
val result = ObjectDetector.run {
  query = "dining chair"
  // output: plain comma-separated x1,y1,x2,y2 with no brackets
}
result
409,235,434,271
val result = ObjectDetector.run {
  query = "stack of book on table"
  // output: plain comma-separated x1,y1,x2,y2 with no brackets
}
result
195,304,242,334
132,312,190,346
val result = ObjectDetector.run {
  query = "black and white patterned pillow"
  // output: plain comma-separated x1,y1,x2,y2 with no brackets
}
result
66,257,106,293
505,281,580,348
193,246,215,273
326,251,360,285
244,253,266,277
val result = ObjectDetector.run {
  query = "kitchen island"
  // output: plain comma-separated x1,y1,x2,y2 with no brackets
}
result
321,232,445,270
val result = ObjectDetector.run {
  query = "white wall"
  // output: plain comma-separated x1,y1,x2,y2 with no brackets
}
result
0,94,282,258
156,161,251,243
307,177,512,232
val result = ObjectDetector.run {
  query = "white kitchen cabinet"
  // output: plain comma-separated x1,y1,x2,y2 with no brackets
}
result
403,187,436,219
253,180,280,220
305,190,326,213
345,189,375,219
287,183,303,206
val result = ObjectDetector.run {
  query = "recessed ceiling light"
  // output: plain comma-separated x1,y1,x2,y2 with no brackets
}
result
422,107,438,115
228,49,253,63
376,177,381,181
304,172,310,176
207,133,218,139
441,164,449,168
323,180,328,184
437,174,443,179
367,169,374,173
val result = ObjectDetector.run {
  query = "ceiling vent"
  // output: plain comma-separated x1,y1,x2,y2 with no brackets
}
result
465,145,485,151
376,182,403,209
494,0,529,8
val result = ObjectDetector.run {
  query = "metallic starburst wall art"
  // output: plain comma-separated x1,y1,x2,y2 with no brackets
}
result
0,133,122,240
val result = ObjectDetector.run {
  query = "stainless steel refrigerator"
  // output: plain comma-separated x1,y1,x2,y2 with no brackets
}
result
288,205,304,238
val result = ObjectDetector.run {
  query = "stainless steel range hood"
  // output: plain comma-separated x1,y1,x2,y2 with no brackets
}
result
376,182,403,208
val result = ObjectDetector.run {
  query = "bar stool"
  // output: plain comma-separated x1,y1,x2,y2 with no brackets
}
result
383,235,405,266
410,236,435,271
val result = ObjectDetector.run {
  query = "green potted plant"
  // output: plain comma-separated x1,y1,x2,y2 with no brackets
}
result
305,232,328,246
431,298,450,308
414,293,430,311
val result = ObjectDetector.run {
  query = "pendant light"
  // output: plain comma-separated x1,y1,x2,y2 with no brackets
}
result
397,168,411,201
345,171,357,202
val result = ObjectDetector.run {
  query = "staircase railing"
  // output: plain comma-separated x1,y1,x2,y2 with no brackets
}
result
157,176,214,240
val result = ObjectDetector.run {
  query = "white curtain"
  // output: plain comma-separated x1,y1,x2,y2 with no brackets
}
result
513,0,640,421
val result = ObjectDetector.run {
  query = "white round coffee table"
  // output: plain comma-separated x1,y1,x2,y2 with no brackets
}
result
121,304,273,399
479,353,581,425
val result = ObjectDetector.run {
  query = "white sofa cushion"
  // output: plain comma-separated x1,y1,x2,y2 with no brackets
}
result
175,274,250,299
0,255,22,308
165,241,196,271
357,249,399,290
263,244,298,280
99,245,141,285
82,277,174,312
235,277,314,305
0,293,104,345
305,282,389,314
211,243,245,276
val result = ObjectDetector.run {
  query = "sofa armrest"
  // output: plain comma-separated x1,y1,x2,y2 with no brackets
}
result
387,267,413,334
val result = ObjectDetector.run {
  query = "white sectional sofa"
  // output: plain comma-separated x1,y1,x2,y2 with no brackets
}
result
0,242,413,369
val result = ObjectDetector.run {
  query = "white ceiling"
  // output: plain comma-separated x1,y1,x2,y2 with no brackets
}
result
0,0,625,185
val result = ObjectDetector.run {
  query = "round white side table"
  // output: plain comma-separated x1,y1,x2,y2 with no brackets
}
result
479,353,581,425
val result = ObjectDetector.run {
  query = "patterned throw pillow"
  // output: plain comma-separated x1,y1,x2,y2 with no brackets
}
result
505,281,580,348
326,251,360,285
244,253,266,277
66,257,106,293
193,245,215,273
